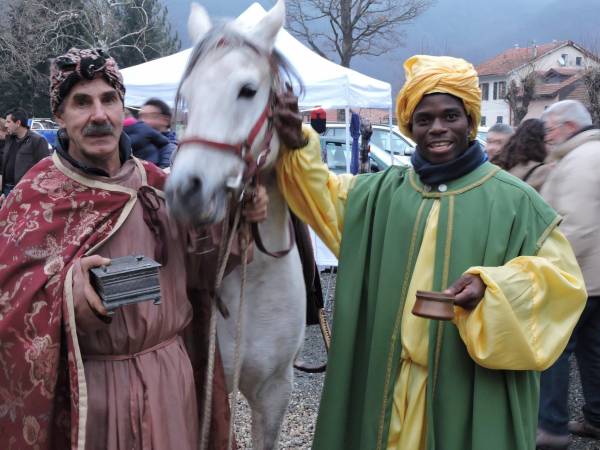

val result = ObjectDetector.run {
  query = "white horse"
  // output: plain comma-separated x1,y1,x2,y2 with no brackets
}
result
165,1,306,448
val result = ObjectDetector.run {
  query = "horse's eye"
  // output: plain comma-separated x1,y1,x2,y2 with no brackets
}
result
238,84,257,99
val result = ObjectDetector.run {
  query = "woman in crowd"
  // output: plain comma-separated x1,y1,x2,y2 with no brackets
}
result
491,118,551,192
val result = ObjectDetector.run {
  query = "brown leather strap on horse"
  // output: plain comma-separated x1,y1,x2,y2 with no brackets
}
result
289,214,333,373
251,219,295,258
293,308,332,373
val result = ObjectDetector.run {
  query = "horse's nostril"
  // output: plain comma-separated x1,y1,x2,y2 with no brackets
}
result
191,176,201,191
179,176,203,199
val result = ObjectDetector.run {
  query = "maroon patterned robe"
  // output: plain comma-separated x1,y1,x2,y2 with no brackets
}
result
0,154,232,449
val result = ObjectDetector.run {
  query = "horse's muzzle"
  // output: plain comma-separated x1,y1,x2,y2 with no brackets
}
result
165,178,227,226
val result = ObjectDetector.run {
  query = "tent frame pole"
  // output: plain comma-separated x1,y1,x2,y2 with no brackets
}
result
345,106,351,173
389,104,394,167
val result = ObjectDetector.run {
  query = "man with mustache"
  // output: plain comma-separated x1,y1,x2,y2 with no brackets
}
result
275,55,587,450
0,48,268,450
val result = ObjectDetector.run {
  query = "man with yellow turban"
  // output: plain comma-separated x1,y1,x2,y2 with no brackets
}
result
274,55,586,450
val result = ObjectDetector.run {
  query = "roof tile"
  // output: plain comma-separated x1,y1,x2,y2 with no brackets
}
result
477,41,566,76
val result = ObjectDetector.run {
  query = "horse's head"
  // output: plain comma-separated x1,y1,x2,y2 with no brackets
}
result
166,0,288,226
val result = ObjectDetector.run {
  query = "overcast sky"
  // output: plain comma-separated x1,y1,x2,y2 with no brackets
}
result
164,0,600,94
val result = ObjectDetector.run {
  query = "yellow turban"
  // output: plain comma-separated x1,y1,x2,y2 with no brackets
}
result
396,55,481,141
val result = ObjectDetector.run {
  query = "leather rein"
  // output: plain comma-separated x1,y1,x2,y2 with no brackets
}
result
177,92,295,259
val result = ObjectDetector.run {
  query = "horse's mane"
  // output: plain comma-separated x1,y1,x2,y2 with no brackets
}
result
174,24,303,123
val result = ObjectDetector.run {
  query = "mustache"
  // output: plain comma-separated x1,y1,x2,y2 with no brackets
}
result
83,122,114,137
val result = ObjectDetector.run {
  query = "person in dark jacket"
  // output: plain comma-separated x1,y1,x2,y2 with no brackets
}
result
123,109,173,169
1,108,50,196
140,98,178,146
0,118,7,151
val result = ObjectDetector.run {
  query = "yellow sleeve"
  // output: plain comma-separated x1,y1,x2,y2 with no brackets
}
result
454,228,587,371
276,125,355,257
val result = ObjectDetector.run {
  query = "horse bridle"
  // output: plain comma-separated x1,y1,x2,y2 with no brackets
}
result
177,77,295,259
177,97,274,189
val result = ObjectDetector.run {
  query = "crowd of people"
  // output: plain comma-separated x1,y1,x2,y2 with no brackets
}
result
0,42,598,450
488,100,600,450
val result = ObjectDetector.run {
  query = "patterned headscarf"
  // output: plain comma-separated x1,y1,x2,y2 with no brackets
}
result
396,55,481,141
50,48,125,114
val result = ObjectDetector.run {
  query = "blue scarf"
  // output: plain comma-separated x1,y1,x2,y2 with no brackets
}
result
411,141,487,186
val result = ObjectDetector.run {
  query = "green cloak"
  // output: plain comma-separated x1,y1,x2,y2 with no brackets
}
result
312,162,560,450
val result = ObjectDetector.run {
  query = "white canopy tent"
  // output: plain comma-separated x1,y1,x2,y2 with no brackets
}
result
121,3,394,270
121,3,392,110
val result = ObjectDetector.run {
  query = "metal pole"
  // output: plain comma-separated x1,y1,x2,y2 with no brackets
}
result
389,105,394,167
345,106,351,173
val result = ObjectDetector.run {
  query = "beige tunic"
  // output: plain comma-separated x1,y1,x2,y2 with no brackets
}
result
71,158,200,450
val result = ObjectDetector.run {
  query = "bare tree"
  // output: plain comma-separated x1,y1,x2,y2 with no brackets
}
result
0,0,179,114
583,67,600,127
505,63,537,126
577,37,600,127
1,0,177,69
287,0,434,67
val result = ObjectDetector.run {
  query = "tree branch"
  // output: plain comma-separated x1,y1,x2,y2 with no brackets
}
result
287,0,433,67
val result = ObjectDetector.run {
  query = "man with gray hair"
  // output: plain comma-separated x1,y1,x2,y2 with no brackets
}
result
485,123,513,160
537,99,600,449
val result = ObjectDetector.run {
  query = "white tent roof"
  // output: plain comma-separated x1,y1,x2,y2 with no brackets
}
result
121,3,391,110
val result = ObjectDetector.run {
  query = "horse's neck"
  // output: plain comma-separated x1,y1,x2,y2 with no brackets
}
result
255,169,290,250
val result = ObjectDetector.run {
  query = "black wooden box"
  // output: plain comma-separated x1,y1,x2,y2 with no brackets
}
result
90,255,162,312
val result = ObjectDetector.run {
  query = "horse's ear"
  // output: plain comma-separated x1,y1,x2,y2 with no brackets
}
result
188,2,212,45
251,0,285,52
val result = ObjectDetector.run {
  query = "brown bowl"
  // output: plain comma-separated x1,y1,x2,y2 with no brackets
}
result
412,290,456,321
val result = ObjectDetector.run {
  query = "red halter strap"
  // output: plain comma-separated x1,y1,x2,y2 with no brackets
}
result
177,100,273,182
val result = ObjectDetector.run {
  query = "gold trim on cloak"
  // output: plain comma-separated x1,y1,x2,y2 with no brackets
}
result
52,152,165,448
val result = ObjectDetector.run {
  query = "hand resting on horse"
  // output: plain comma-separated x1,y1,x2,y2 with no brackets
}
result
273,87,308,150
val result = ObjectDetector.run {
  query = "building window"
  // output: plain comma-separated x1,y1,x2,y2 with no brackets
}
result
576,56,582,66
497,81,506,99
561,53,568,65
492,81,507,100
496,116,503,124
480,83,489,101
481,116,487,126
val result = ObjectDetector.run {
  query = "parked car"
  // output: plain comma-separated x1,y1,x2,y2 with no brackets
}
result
368,143,411,171
319,136,410,175
324,122,415,153
369,124,415,157
476,126,489,145
322,122,413,171
320,136,351,174
29,118,59,148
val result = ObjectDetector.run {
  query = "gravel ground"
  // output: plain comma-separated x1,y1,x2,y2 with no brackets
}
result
232,270,335,449
232,271,599,449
